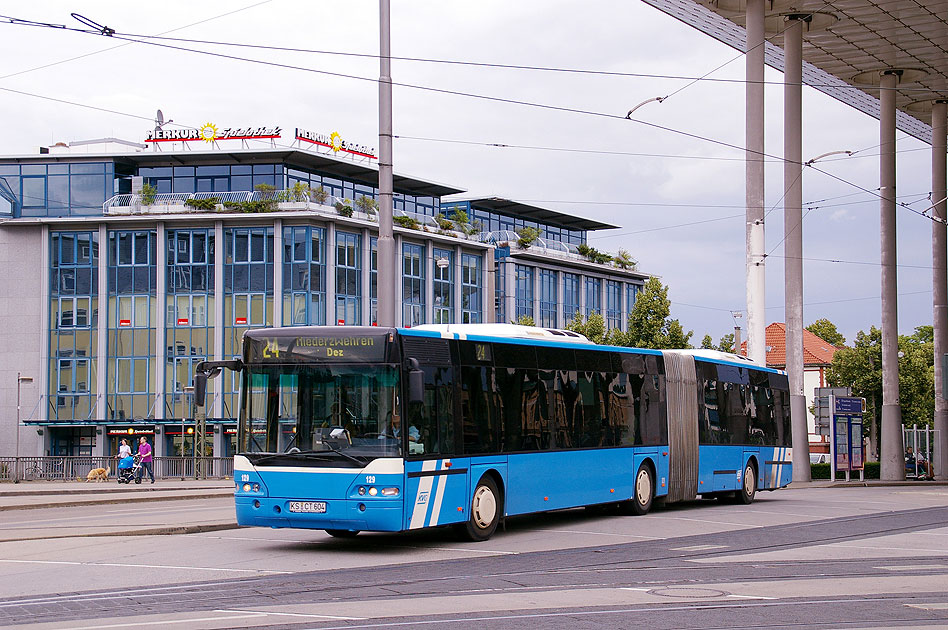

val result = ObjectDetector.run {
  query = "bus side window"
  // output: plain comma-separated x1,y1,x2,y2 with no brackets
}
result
460,365,500,454
408,366,455,456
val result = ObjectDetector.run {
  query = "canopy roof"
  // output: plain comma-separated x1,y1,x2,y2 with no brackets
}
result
643,0,948,144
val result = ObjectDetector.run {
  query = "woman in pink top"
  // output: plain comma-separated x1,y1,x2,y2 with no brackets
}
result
136,436,155,484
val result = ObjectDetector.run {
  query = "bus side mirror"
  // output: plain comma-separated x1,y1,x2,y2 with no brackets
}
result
406,358,424,404
194,373,208,408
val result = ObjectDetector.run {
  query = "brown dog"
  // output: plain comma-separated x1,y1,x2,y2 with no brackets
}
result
86,467,110,482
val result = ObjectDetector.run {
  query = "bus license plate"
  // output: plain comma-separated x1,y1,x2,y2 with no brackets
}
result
289,501,327,513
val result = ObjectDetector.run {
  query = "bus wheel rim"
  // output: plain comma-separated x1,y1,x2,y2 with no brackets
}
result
472,485,496,529
636,469,651,505
744,466,755,495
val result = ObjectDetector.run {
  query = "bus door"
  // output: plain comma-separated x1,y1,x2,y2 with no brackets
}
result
401,352,469,530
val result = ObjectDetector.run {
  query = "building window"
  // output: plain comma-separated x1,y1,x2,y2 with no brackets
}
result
224,227,273,419
49,231,99,422
627,283,641,317
585,277,601,317
335,231,361,325
402,242,425,327
515,265,534,322
538,269,557,328
461,253,482,323
433,248,453,324
563,272,580,324
283,226,325,326
606,280,622,329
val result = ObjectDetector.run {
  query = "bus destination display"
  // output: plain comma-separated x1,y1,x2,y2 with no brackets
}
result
246,334,388,363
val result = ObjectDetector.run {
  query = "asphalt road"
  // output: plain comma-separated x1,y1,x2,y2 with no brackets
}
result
0,484,946,629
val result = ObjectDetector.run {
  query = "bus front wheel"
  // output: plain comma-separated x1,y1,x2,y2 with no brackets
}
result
460,476,501,542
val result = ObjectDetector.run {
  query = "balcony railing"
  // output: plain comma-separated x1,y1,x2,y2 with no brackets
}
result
0,456,234,482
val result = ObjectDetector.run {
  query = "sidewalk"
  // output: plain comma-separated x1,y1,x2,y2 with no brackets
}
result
0,478,234,511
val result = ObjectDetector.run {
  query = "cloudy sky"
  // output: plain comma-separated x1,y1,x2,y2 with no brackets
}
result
0,0,938,345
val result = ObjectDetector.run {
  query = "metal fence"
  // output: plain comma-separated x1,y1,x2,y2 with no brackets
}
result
0,456,233,482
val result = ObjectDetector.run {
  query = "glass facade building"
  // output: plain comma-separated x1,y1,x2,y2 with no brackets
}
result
3,143,647,459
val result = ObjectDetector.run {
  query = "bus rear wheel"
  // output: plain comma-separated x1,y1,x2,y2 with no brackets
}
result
459,476,501,542
737,462,757,505
620,463,654,515
325,529,360,538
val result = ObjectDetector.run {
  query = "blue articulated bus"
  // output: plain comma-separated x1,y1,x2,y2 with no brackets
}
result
202,324,791,541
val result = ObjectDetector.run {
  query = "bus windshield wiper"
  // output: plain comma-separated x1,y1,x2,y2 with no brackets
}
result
320,441,368,467
252,451,338,463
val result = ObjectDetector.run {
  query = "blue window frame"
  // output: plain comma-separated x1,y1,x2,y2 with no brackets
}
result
585,277,601,317
335,231,361,325
283,226,325,326
563,273,580,324
49,232,99,422
433,248,453,324
402,242,425,326
107,230,157,422
370,238,378,326
606,281,622,329
461,253,482,323
166,229,215,419
515,265,534,322
627,283,641,316
538,269,557,328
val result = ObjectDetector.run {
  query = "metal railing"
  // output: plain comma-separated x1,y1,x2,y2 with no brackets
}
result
0,456,233,482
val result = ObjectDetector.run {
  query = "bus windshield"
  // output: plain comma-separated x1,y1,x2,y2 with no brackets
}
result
238,364,401,462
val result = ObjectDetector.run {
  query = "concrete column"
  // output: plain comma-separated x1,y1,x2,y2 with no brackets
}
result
213,221,224,422
454,244,463,324
326,222,336,325
155,223,166,422
425,240,434,325
362,228,372,326
484,252,496,324
505,260,516,323
531,266,539,323
879,70,904,481
745,0,767,365
272,220,283,327
933,99,948,481
557,271,566,328
97,224,108,424
784,16,809,482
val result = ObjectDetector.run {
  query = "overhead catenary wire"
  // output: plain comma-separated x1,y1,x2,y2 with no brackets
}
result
0,12,941,232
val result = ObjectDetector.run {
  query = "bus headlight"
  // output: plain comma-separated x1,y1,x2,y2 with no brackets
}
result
368,487,378,496
381,487,400,497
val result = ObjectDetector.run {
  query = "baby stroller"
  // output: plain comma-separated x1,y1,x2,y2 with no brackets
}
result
117,454,140,484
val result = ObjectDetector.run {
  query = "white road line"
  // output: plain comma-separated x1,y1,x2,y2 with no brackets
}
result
56,612,267,630
0,559,288,574
537,529,664,539
216,608,366,620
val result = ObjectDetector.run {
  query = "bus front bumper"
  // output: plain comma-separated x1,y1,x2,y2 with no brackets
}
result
235,495,403,532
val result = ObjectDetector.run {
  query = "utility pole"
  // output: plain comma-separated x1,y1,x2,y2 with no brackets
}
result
377,0,396,327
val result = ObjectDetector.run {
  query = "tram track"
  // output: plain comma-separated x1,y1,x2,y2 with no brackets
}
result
0,504,945,627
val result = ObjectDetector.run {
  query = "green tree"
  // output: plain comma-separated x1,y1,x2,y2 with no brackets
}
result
626,277,693,349
513,315,535,327
806,318,846,346
701,334,714,349
716,333,735,353
827,325,934,459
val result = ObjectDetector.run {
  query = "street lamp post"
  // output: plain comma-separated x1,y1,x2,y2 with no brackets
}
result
15,373,33,484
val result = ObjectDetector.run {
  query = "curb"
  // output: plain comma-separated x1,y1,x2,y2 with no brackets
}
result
2,522,241,543
2,490,234,511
